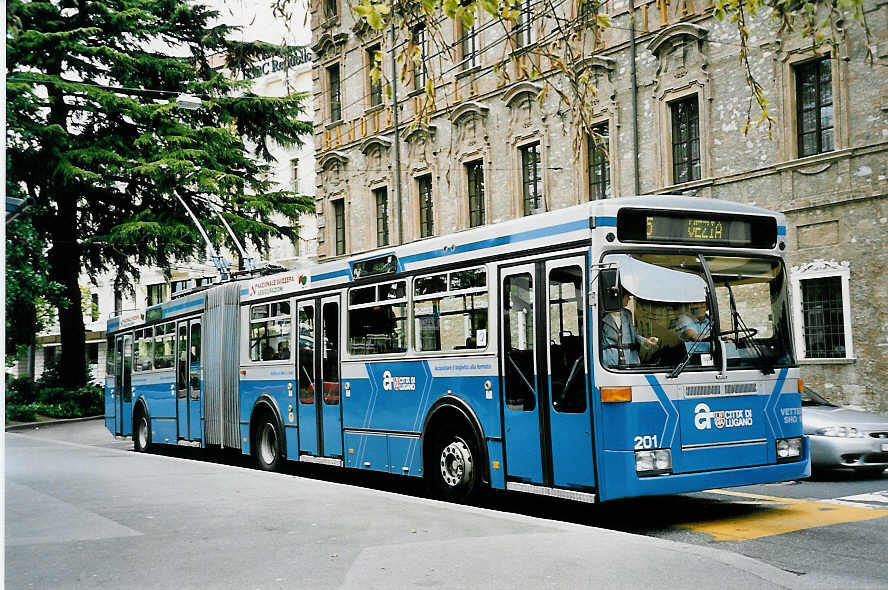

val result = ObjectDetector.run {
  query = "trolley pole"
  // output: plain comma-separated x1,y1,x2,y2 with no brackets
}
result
389,14,404,245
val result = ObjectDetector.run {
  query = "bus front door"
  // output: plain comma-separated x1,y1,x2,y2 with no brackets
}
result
296,296,343,460
501,257,596,490
176,319,202,442
106,338,118,434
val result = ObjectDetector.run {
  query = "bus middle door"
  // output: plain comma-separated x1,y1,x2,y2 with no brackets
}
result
296,297,343,460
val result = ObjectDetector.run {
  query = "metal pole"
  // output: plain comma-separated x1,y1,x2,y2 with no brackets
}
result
389,13,404,245
629,1,641,196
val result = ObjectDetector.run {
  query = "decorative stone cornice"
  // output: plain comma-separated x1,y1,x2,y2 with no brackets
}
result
502,81,542,108
312,32,348,58
647,23,708,56
317,150,349,170
792,259,850,275
404,125,437,144
359,135,392,155
450,100,489,123
574,55,616,74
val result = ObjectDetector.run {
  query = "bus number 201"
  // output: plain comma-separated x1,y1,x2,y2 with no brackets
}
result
633,435,659,450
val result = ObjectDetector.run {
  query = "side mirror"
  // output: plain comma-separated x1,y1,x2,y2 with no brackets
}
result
599,269,621,312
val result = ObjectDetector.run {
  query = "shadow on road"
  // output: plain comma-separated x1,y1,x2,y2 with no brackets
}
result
135,442,771,534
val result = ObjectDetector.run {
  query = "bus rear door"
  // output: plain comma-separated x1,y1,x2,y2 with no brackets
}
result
116,334,133,436
500,256,597,490
176,318,202,441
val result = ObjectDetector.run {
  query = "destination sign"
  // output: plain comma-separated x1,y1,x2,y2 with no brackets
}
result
617,210,777,248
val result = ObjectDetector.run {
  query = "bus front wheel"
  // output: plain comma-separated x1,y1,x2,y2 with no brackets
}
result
428,429,479,503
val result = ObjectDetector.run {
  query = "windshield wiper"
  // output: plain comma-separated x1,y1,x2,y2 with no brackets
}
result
668,319,711,379
724,284,774,375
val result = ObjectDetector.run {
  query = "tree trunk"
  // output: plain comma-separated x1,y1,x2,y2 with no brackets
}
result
49,239,88,388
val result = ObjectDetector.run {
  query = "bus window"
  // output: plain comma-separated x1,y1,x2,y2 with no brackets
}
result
153,323,175,369
134,327,154,372
189,322,201,399
548,266,586,413
599,253,707,371
503,273,536,411
249,301,292,361
348,280,407,355
414,267,488,352
705,256,794,369
177,323,188,396
298,304,315,404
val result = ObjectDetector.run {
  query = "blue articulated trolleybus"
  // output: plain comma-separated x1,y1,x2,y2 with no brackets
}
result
104,196,809,502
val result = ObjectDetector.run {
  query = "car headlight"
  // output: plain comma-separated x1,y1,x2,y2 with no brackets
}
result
776,437,803,462
816,426,867,438
635,449,672,476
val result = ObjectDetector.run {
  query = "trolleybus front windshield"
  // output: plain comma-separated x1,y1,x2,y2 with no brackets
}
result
599,253,794,372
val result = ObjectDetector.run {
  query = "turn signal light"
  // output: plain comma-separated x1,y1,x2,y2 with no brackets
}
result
797,378,804,393
601,386,632,403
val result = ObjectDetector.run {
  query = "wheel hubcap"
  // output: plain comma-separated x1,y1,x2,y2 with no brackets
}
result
440,440,473,488
260,424,277,465
137,417,148,448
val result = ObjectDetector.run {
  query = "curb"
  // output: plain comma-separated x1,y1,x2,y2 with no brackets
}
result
5,415,105,432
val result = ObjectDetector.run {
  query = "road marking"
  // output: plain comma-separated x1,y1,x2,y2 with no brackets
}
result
829,490,888,507
677,489,888,542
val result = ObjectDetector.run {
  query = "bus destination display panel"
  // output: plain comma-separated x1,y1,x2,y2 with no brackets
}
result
617,209,777,248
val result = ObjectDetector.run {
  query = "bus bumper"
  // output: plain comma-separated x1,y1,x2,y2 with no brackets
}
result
597,440,811,502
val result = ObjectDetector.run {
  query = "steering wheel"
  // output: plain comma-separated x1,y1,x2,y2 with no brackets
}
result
720,327,758,339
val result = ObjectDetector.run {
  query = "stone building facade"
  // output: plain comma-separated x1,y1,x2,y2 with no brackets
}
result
310,0,887,410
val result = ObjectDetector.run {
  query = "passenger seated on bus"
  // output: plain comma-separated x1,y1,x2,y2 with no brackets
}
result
277,341,291,360
676,302,711,353
601,294,658,367
261,343,276,361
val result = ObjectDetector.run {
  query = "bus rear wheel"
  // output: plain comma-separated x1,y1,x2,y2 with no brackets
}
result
253,415,283,472
133,411,151,453
428,429,479,503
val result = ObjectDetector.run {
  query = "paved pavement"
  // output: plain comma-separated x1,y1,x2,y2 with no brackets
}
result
4,421,812,590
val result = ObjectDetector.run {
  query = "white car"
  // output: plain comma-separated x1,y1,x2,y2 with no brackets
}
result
802,388,888,475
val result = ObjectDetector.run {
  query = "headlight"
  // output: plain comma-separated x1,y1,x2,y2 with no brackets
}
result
635,449,672,476
816,426,867,438
776,437,803,462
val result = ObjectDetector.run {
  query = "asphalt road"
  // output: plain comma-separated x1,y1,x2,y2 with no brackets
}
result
6,421,888,589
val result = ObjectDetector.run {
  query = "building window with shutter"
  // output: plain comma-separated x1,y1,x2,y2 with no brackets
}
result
670,95,701,184
374,187,389,247
290,158,299,193
412,26,427,92
458,20,478,70
466,160,485,228
367,44,382,108
325,0,338,19
147,283,168,307
801,277,846,358
587,123,610,200
327,63,341,122
332,200,346,256
795,57,833,158
513,0,535,48
418,175,434,238
520,142,543,215
791,261,853,361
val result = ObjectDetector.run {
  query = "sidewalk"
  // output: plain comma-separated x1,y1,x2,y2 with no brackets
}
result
5,414,104,432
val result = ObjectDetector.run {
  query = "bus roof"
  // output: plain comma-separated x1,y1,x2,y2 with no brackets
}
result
107,195,788,331
240,195,786,303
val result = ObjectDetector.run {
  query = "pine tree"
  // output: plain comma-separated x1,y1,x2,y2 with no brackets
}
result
6,0,314,387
